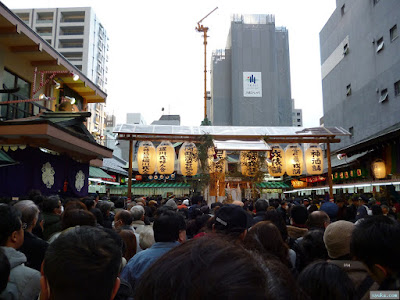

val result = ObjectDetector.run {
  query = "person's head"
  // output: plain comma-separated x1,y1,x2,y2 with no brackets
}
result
164,199,178,211
64,200,87,211
130,205,145,221
298,261,356,300
139,226,155,250
255,199,268,213
82,198,95,210
213,204,249,241
381,204,389,215
323,220,354,259
0,247,10,293
42,196,62,215
42,226,121,300
306,211,330,230
264,210,289,242
371,204,383,215
244,221,289,266
153,210,186,243
300,229,328,267
117,229,137,261
0,204,24,249
134,235,290,300
290,205,308,226
13,200,40,231
61,209,96,230
351,215,400,283
114,210,133,229
232,200,244,207
98,201,112,217
114,198,125,209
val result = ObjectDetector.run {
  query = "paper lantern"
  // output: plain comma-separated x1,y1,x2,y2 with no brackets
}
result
240,151,258,177
179,142,199,176
207,148,226,174
156,141,175,175
268,145,286,176
285,144,304,176
137,141,156,175
372,159,386,179
305,144,324,175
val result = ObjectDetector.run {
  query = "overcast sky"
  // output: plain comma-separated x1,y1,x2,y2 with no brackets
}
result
3,0,336,127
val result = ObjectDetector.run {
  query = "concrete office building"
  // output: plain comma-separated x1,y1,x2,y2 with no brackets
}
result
126,113,146,125
320,0,400,152
210,14,293,127
292,99,303,127
13,7,109,140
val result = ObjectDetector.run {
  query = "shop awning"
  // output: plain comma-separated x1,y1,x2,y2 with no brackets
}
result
131,182,190,188
256,182,290,189
89,167,113,179
89,177,119,185
0,150,17,167
213,140,271,151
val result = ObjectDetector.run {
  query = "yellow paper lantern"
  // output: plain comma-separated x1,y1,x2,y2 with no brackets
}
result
305,144,324,175
137,141,156,175
285,144,304,176
372,159,386,179
268,145,286,176
208,148,226,174
240,151,258,177
179,142,199,176
156,141,175,175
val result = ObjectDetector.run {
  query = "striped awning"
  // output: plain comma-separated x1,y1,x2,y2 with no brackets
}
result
256,182,290,189
89,166,113,179
131,182,190,188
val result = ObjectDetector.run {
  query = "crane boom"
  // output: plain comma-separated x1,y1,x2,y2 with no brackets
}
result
196,7,218,122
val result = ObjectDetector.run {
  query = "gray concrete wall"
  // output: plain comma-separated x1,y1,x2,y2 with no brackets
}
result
320,0,400,151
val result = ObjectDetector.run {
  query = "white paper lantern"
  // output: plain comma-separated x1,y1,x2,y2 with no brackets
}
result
372,159,386,179
285,144,304,176
305,144,324,175
240,151,258,177
268,145,286,176
179,142,199,176
137,141,156,175
156,141,175,175
207,148,226,174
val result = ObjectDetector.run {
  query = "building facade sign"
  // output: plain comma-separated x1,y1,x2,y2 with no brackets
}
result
243,72,262,97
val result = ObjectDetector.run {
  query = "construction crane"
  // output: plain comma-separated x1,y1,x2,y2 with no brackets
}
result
196,7,218,123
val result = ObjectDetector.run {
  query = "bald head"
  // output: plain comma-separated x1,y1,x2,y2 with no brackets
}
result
232,200,244,207
306,211,330,230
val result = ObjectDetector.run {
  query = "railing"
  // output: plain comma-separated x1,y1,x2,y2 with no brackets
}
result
0,91,52,121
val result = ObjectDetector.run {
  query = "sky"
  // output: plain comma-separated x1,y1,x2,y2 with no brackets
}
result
3,0,336,127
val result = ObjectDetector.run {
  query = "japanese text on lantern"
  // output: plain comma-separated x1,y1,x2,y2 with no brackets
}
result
142,147,150,174
292,149,301,175
158,146,167,173
310,149,322,172
271,149,283,174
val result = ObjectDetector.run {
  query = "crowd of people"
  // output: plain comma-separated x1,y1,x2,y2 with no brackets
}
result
0,191,400,300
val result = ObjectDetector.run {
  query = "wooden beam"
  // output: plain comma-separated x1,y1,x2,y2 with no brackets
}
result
78,91,96,96
128,140,133,200
31,59,59,66
10,44,41,53
0,25,18,34
64,82,85,88
326,141,334,200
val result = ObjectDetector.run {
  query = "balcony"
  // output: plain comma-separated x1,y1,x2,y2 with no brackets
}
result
59,26,84,36
58,39,83,49
36,27,52,36
36,12,53,24
60,11,85,23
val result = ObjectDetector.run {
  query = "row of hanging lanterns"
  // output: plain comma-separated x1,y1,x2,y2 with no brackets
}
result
137,141,324,177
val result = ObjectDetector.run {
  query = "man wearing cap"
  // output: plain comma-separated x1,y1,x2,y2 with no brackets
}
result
355,196,371,222
324,220,378,299
213,204,250,242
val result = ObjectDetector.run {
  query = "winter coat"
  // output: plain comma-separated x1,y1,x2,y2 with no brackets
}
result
42,212,62,241
0,247,41,300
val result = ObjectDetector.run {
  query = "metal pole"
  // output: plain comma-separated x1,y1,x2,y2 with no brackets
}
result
128,139,133,200
203,27,208,119
326,141,334,200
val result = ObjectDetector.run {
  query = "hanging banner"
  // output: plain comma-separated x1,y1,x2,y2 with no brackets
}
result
243,72,262,97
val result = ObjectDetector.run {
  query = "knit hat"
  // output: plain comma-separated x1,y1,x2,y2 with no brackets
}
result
323,220,354,259
183,199,189,206
165,199,178,210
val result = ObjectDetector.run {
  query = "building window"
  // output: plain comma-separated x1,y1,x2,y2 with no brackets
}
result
373,0,380,5
390,25,398,42
343,43,349,55
349,127,354,137
379,88,388,103
395,80,400,97
297,119,301,122
297,112,300,116
341,4,345,16
346,84,352,96
376,37,384,53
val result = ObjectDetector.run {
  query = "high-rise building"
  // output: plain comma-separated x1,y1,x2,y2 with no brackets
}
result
126,113,146,125
210,14,293,127
320,0,400,152
13,7,109,141
292,100,303,127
